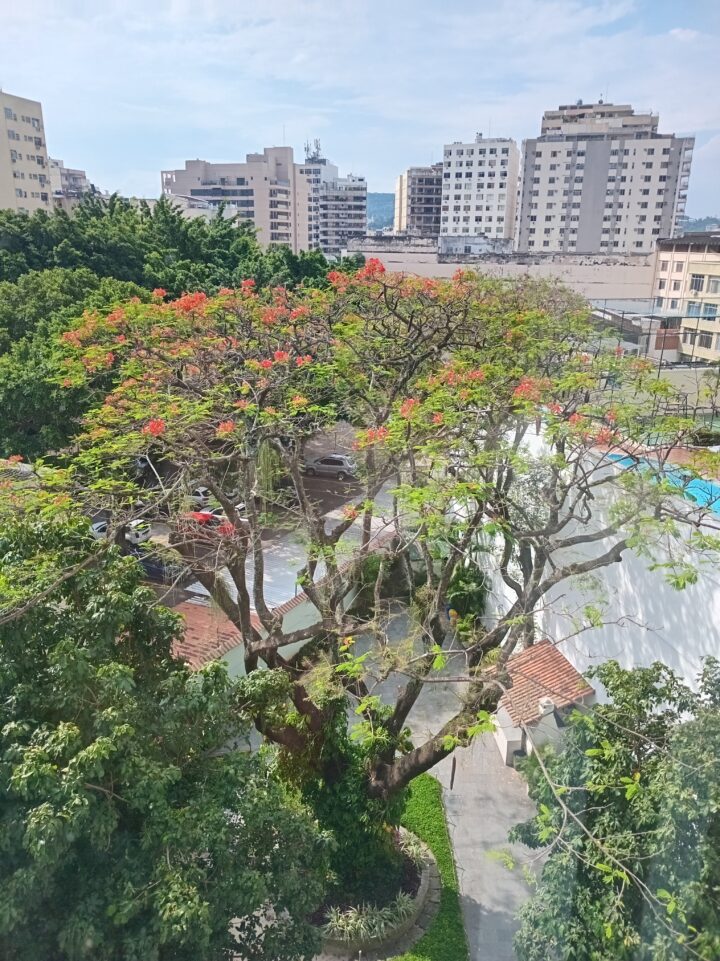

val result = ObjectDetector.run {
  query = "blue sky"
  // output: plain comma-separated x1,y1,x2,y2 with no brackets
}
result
2,0,719,215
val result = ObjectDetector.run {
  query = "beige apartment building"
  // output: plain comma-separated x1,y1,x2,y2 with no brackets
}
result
162,148,311,253
516,101,693,255
49,158,96,211
439,135,520,254
652,233,720,362
0,91,51,214
394,163,443,238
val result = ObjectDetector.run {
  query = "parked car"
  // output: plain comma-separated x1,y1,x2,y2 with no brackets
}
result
302,453,357,481
189,486,212,508
90,519,152,545
128,548,186,585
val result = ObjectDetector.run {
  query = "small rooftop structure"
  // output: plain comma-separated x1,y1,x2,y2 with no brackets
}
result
499,640,595,725
494,640,595,765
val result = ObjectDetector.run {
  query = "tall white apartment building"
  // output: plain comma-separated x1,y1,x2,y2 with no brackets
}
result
300,143,367,256
516,101,694,255
0,91,51,214
162,148,311,254
439,135,520,254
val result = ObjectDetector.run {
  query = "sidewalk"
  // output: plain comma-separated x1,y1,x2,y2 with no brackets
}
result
434,738,538,961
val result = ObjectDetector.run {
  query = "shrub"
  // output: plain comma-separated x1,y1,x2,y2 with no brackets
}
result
324,892,415,942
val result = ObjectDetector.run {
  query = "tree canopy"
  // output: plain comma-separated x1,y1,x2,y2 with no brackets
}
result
0,518,330,961
512,659,720,961
35,262,719,899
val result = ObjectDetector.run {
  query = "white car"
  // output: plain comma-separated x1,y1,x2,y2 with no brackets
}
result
189,486,211,508
90,519,152,545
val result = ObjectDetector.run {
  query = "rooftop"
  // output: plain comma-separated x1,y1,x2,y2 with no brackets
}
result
499,640,595,726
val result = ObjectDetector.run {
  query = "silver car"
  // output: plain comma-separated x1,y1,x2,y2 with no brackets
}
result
302,453,357,481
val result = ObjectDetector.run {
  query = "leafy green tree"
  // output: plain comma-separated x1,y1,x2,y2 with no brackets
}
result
0,518,330,961
0,267,147,353
0,195,332,296
512,661,720,961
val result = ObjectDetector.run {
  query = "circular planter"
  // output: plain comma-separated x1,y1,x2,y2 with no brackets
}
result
320,831,440,959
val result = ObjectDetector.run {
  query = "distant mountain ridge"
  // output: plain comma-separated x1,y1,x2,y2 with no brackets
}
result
367,192,394,230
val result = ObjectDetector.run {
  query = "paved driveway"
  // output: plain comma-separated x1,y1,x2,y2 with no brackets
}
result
355,607,538,961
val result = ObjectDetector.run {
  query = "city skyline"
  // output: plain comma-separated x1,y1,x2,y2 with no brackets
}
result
1,0,719,215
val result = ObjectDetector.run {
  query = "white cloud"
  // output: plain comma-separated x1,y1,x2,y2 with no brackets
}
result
0,0,718,208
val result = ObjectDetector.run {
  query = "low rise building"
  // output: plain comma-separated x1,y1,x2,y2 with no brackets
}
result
652,233,720,362
394,163,443,238
0,90,51,214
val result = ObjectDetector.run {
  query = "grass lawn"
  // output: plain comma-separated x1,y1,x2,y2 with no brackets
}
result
393,773,469,961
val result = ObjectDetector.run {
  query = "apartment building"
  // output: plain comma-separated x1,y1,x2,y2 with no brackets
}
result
0,91,51,214
49,158,96,211
161,148,310,254
300,144,367,256
652,233,720,362
394,163,443,238
516,101,694,256
439,135,520,254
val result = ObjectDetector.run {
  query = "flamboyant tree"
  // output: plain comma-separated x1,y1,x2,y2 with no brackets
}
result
39,262,720,899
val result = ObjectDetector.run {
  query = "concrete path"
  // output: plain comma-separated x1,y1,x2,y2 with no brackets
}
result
433,739,538,961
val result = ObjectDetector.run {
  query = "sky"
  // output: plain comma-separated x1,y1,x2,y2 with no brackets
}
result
1,0,719,216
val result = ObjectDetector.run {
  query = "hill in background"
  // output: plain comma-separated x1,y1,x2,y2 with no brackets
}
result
367,193,394,231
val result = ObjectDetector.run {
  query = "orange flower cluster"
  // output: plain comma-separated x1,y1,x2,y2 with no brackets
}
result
152,288,167,299
356,258,386,280
142,418,166,437
513,377,543,402
399,397,419,418
216,420,235,437
364,426,389,444
172,292,208,314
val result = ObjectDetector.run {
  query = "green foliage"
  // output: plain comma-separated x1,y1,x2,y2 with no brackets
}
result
323,891,414,942
512,660,720,961
394,774,469,961
0,272,149,458
446,562,487,618
0,518,330,961
282,708,407,906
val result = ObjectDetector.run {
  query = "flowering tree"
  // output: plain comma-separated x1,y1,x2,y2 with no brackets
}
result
50,262,720,898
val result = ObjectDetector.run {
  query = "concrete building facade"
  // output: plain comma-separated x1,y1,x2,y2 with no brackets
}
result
652,233,720,363
516,101,694,256
394,163,443,237
161,148,311,253
0,91,51,214
48,158,96,211
439,135,519,254
300,145,367,256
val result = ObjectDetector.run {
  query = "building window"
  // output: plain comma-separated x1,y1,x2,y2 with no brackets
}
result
674,262,683,272
658,279,666,290
656,297,664,308
699,333,713,349
690,274,705,292
687,301,701,316
707,277,720,295
702,303,718,319
672,280,681,291
670,299,679,309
